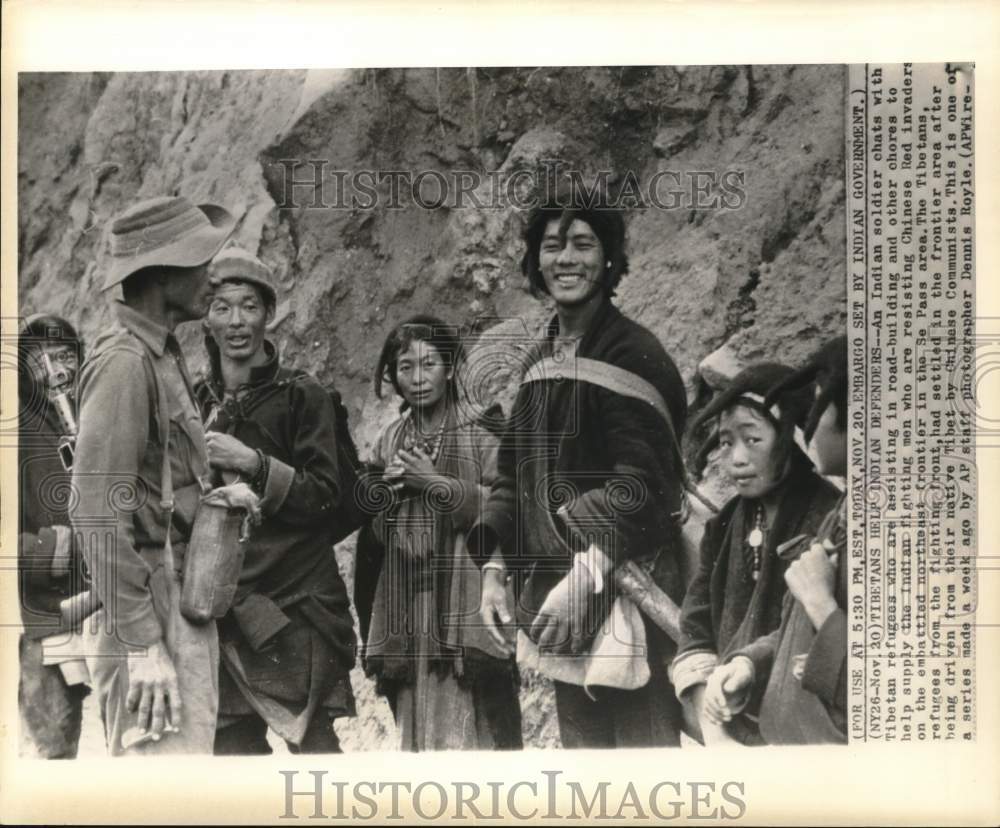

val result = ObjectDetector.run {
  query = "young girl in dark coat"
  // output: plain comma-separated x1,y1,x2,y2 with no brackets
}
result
704,336,850,745
672,362,841,745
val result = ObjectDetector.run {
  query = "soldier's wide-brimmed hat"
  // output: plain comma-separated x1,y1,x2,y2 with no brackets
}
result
102,196,236,291
209,247,277,306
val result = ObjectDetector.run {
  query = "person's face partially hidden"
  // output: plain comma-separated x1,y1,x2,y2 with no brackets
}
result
538,218,606,308
25,342,79,389
810,392,847,476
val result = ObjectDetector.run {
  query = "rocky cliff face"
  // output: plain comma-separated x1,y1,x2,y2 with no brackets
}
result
18,66,847,750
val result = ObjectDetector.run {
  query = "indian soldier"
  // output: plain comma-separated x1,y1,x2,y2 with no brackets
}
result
471,197,689,748
72,195,240,754
18,314,89,758
195,248,356,754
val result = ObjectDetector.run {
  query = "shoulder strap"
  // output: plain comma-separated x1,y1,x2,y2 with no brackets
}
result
523,354,680,450
90,324,175,517
138,346,173,516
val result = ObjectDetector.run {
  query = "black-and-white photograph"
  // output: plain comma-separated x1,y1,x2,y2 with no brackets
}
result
4,3,998,822
14,64,849,758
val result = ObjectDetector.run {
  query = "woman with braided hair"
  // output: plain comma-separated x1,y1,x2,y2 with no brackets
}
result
361,315,522,751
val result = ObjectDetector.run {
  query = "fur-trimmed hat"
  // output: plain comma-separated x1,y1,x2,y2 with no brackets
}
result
691,362,813,475
209,247,277,307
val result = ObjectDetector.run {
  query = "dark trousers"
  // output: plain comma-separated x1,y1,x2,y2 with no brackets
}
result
19,636,88,759
213,710,342,755
553,656,682,749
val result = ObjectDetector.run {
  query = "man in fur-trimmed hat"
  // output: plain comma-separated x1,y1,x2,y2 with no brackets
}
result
71,195,247,755
194,248,357,754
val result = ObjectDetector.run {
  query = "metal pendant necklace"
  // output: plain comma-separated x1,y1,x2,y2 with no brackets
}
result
747,503,767,582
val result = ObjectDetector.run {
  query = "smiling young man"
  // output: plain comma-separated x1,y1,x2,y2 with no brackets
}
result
470,197,689,748
194,247,356,755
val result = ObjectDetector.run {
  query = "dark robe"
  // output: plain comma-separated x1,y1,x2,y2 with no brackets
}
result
194,340,356,745
735,496,848,744
672,457,841,741
469,300,688,748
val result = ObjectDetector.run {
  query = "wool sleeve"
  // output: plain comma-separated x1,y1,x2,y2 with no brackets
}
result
259,378,341,524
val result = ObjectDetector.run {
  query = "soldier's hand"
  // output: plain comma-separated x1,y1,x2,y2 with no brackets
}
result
480,569,514,655
202,481,262,523
205,431,258,475
125,640,182,741
785,542,838,630
529,562,595,654
702,657,754,726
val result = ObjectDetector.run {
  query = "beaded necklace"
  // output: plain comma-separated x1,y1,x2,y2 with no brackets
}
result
401,409,447,463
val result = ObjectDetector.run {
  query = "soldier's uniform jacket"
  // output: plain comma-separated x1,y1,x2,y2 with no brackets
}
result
72,301,209,649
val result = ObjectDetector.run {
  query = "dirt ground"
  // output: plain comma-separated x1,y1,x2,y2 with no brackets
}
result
73,543,559,756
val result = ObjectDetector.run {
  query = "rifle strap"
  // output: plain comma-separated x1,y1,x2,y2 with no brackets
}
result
139,345,174,529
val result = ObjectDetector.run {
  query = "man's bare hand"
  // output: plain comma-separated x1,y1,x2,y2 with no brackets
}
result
480,569,514,655
205,431,258,475
702,657,754,726
785,542,838,630
529,563,595,655
125,640,182,741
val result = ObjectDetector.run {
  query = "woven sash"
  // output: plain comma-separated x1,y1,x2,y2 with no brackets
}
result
521,356,681,455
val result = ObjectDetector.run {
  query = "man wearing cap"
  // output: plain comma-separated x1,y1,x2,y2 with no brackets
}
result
194,248,356,754
71,195,237,754
17,314,90,758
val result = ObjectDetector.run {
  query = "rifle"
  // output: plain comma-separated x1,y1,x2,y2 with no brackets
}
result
59,589,102,628
614,483,720,645
614,561,682,643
